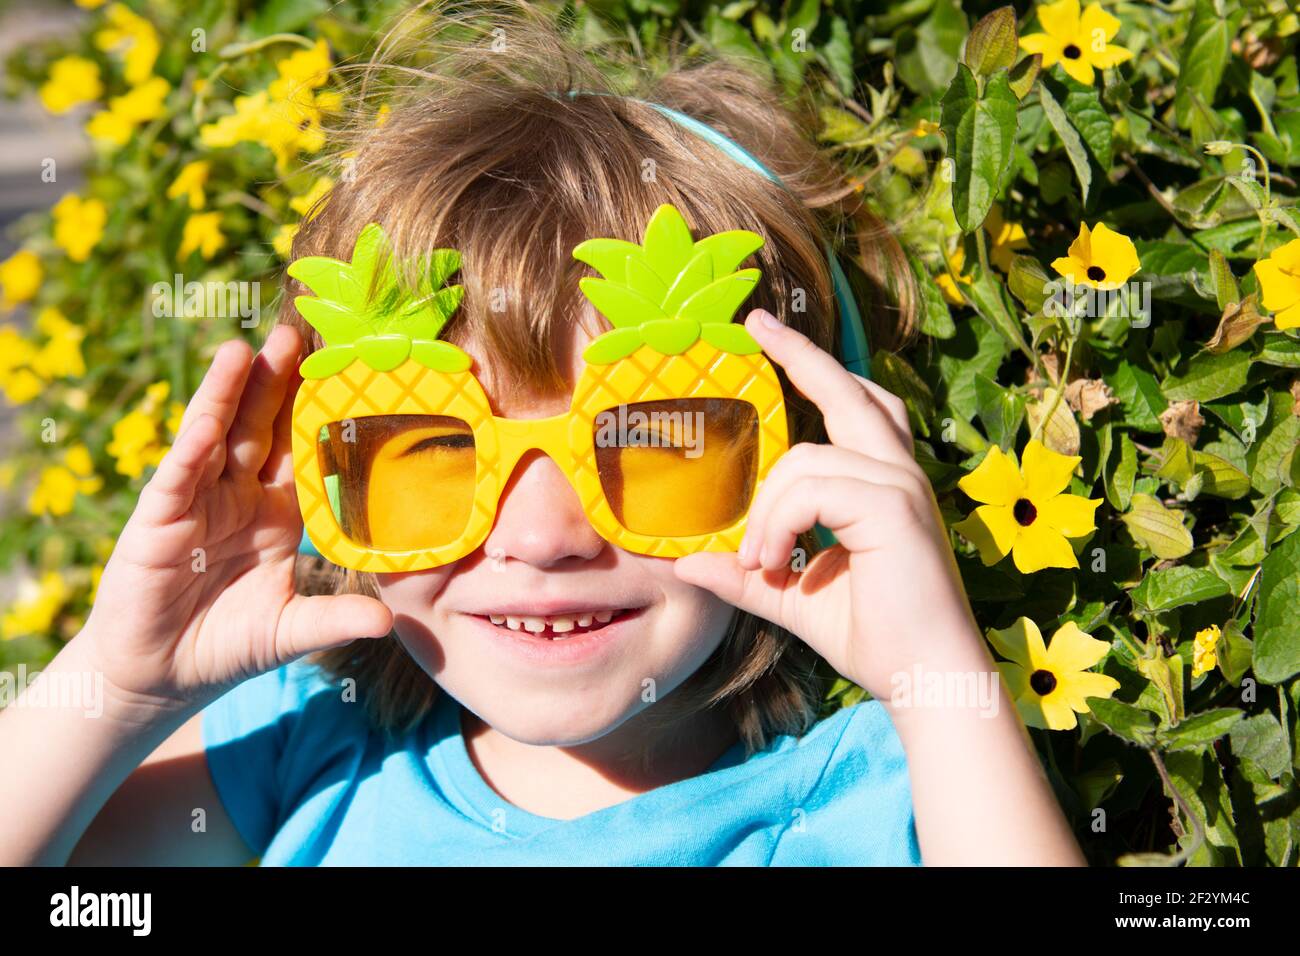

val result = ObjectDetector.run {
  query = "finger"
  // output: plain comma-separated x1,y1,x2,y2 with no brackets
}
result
749,475,921,570
744,309,911,464
261,358,303,487
226,324,302,477
276,592,394,660
673,550,796,633
134,413,226,526
177,338,255,438
741,443,928,570
852,374,914,451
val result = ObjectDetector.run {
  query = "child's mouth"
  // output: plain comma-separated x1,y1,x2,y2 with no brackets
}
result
475,608,638,641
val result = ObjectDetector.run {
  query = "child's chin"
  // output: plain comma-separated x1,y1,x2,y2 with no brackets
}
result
457,690,647,748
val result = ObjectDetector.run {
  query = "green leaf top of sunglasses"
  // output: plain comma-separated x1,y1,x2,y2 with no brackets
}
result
573,203,765,364
288,222,470,379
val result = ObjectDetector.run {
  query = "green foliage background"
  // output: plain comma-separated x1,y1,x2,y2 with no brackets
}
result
2,0,1299,866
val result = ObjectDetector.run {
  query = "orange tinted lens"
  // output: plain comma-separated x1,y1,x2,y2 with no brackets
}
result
593,398,759,537
316,414,476,551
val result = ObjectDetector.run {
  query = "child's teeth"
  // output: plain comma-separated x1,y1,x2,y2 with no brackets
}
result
522,616,547,633
505,616,522,631
550,617,576,633
577,614,593,627
594,610,614,623
489,614,505,625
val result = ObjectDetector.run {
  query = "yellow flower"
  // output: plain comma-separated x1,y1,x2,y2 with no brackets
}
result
1253,236,1300,331
167,160,211,210
52,193,107,263
985,204,1031,272
953,439,1101,573
988,617,1120,730
910,118,940,137
31,307,86,379
28,444,102,517
290,176,334,217
0,323,44,404
272,222,299,258
39,56,102,114
2,572,70,640
0,250,43,308
1019,0,1133,86
199,40,335,172
77,0,109,8
85,75,170,148
107,382,172,477
178,212,226,260
94,3,160,86
1050,221,1141,290
936,245,972,305
1192,624,1222,678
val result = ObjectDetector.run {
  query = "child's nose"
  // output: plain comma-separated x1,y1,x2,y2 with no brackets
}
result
482,450,606,568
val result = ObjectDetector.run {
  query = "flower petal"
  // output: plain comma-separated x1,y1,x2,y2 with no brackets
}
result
1253,259,1300,315
1036,492,1100,537
988,617,1049,670
1011,521,1079,573
1036,0,1081,40
1062,57,1096,86
1051,254,1086,282
1056,671,1122,713
1038,693,1080,730
1087,44,1133,69
958,444,1025,506
953,505,1021,565
1079,2,1121,42
1275,300,1300,331
1066,221,1093,265
1022,439,1081,501
1043,620,1111,672
1269,236,1300,273
1019,33,1062,65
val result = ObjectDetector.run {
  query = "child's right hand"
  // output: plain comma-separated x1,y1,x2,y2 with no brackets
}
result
79,325,393,714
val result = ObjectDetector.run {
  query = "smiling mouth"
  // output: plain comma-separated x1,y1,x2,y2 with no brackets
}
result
474,608,639,640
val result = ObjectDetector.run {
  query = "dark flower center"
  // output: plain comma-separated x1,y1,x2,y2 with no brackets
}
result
1030,669,1058,695
1013,498,1038,526
1063,44,1082,59
1086,265,1106,282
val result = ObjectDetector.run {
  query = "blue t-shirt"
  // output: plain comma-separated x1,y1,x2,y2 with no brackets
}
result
201,661,921,865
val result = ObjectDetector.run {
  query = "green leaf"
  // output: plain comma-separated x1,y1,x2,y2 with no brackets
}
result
1174,0,1231,135
1107,361,1165,432
1121,494,1194,559
1253,530,1300,684
582,327,644,364
1006,254,1050,312
962,6,1018,77
1088,697,1158,747
1216,620,1253,687
908,251,955,339
1158,709,1245,752
1255,332,1300,368
1208,250,1239,310
252,0,330,35
409,340,472,373
1247,391,1300,496
641,318,701,355
961,264,1028,353
1105,432,1137,511
299,345,356,379
1131,566,1230,612
1193,450,1251,499
354,335,411,371
1161,350,1251,403
894,0,967,95
1051,72,1114,172
940,64,1019,232
698,322,761,354
1008,53,1041,100
1038,81,1092,202
578,277,667,328
871,350,935,437
676,270,761,324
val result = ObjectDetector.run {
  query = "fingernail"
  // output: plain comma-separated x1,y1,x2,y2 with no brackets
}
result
756,309,781,330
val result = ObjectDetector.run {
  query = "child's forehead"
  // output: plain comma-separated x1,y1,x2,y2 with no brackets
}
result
459,301,602,417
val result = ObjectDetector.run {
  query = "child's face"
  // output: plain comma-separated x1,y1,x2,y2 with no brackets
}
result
374,313,738,745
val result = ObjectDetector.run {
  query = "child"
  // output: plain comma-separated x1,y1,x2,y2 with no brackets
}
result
0,6,1083,866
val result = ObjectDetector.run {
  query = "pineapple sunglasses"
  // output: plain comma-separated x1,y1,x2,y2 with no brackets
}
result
291,103,872,573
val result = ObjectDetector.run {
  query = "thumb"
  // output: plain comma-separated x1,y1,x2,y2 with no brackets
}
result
276,592,395,661
673,551,793,631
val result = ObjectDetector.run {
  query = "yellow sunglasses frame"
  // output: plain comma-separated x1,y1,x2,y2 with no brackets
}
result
292,339,789,573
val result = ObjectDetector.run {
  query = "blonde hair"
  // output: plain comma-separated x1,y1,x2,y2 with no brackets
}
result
281,1,915,754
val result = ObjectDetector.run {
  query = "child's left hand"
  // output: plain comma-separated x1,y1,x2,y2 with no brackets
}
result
674,309,984,703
